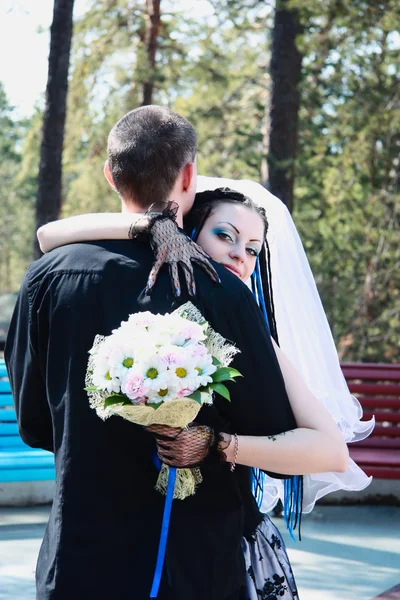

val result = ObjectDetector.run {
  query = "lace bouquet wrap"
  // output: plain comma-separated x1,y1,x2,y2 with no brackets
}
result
85,302,241,499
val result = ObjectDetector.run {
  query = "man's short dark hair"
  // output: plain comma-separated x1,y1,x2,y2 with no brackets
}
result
107,105,197,208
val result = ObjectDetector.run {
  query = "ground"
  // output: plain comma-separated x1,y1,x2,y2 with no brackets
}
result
0,504,399,600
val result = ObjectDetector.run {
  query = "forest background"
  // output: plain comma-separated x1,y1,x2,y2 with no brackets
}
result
0,0,399,363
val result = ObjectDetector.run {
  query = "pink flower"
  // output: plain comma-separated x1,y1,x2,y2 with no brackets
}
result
161,351,179,366
177,388,192,398
191,344,208,358
180,325,200,340
122,374,148,401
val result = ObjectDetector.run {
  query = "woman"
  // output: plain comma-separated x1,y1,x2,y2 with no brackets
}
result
37,182,357,598
38,176,373,515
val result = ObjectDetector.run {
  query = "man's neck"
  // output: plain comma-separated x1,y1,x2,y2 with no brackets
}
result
121,199,184,227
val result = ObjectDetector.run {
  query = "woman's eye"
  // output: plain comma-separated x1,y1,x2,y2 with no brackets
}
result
246,247,259,257
216,231,233,242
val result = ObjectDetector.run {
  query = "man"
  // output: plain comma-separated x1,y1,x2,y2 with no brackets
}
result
5,106,295,600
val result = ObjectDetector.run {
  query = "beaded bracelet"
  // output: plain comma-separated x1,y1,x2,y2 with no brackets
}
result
230,433,239,472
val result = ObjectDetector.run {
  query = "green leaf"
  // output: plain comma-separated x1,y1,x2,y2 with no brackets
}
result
212,366,242,383
212,367,232,382
209,382,231,401
212,356,222,366
187,390,202,404
148,402,163,410
84,386,98,391
226,368,242,378
104,395,126,408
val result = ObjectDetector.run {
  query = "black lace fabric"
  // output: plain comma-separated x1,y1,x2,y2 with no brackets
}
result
128,201,220,297
128,201,179,240
243,515,300,599
147,423,221,468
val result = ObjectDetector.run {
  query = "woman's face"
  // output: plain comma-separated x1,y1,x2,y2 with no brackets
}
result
196,202,264,281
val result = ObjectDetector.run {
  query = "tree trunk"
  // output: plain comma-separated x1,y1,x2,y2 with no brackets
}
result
266,0,303,213
141,0,161,106
33,0,75,259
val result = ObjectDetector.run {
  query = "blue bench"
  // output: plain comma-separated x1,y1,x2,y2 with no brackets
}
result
0,359,55,482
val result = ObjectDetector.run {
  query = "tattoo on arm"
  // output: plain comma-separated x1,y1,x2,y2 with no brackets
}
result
267,430,294,442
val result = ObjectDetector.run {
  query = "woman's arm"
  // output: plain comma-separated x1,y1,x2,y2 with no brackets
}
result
151,343,349,475
37,213,147,253
222,339,349,474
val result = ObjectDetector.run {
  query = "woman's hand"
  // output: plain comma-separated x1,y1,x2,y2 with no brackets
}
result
147,423,231,468
146,217,220,297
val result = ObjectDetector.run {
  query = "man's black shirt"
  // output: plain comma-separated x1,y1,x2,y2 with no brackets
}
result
5,239,295,600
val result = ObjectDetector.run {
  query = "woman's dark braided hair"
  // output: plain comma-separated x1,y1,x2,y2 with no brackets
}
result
183,187,279,344
186,187,303,538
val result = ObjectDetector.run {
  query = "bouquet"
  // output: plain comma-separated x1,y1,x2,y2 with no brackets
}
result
85,302,241,499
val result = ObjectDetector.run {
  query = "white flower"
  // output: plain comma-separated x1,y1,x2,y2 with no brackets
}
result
147,384,179,404
193,359,216,387
140,355,169,392
169,351,199,392
169,318,206,347
112,312,157,344
186,343,216,386
128,311,157,328
92,364,121,394
107,345,136,380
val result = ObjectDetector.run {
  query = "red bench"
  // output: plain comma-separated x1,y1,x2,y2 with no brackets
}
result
342,363,400,480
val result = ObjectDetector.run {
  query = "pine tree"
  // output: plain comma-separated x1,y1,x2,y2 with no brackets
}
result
34,0,75,258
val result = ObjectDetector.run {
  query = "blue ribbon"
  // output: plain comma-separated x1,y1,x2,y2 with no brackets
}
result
251,467,265,508
251,260,303,540
284,475,303,541
253,257,270,329
150,460,176,598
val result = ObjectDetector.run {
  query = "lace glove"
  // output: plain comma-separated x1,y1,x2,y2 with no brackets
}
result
147,423,232,469
130,202,220,297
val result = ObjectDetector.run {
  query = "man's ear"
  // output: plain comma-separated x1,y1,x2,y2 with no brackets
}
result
182,162,196,192
104,160,117,191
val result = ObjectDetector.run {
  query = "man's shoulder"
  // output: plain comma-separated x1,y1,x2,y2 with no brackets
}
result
26,240,152,284
193,260,253,306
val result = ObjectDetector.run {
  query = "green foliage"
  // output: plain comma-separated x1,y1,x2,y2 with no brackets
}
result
292,0,400,361
0,84,36,293
209,382,231,401
1,0,398,362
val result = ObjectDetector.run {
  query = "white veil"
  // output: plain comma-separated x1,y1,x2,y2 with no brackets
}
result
197,175,374,514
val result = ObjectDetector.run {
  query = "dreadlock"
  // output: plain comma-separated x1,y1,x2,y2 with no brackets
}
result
184,186,302,539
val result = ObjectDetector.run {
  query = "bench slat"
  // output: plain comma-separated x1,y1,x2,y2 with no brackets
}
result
349,448,400,467
363,410,400,423
357,397,400,409
0,408,16,422
0,380,11,393
357,466,400,480
0,448,51,456
0,423,19,435
353,438,400,449
0,394,14,407
0,436,29,449
0,455,54,469
371,425,400,437
0,468,55,482
348,383,400,395
343,368,400,381
342,362,400,370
